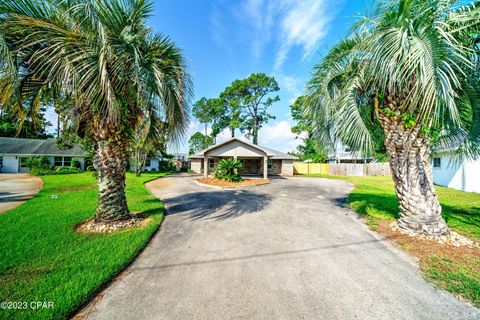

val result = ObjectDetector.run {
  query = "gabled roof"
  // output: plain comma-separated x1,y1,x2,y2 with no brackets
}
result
189,137,297,160
0,137,86,157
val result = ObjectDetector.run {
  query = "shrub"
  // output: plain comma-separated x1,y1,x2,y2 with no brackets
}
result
55,167,82,174
24,156,51,169
158,160,177,172
71,157,82,168
214,158,243,182
30,166,82,176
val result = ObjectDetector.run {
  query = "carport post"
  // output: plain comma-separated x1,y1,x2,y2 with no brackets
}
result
203,155,208,178
263,156,268,179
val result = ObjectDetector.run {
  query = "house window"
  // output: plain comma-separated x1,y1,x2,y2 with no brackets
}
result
433,157,441,168
267,159,272,169
209,159,215,169
54,156,63,166
63,157,72,167
145,158,151,167
0,156,3,168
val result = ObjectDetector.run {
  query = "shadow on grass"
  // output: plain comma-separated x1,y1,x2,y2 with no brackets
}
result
163,189,272,221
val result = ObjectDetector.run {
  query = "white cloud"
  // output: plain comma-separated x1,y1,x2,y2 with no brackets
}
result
212,0,335,70
239,0,278,59
274,0,332,70
274,73,304,105
258,120,304,152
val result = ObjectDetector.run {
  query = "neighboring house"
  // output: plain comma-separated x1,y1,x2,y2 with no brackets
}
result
327,141,373,163
189,137,298,179
432,151,480,193
130,153,188,172
0,137,86,173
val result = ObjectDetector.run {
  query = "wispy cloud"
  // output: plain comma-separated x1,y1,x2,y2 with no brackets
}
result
274,0,333,70
211,0,336,70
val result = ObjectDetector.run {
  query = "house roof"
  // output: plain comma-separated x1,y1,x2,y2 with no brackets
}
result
189,137,298,160
0,137,86,157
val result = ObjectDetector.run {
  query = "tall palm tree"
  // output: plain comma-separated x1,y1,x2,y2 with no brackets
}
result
0,0,192,222
306,0,480,236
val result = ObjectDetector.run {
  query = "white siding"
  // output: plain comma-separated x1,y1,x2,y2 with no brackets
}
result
206,140,266,158
1,155,19,173
281,159,294,176
432,155,480,193
190,159,202,174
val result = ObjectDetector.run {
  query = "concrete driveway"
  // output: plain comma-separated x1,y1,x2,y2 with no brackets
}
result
0,174,43,214
81,175,478,320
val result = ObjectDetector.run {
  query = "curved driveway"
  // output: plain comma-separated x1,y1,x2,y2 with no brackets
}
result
82,175,478,320
0,174,43,214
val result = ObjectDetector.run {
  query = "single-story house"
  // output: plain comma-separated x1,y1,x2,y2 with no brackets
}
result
130,153,189,172
0,137,86,173
327,141,373,163
432,151,480,193
189,137,298,179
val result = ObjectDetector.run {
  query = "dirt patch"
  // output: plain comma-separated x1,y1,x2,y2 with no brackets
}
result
197,178,269,188
145,178,173,190
53,184,96,193
377,221,480,260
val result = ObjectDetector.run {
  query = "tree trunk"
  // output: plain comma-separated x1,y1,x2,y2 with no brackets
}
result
93,137,130,222
231,127,235,138
376,95,448,236
253,113,258,145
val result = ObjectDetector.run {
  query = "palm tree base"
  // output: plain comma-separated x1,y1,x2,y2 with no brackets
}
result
77,215,144,233
397,217,449,236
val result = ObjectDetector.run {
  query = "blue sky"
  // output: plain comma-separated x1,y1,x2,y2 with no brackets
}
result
43,0,365,153
148,0,369,154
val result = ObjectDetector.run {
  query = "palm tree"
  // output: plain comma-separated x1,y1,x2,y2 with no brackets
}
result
0,0,192,222
306,0,480,236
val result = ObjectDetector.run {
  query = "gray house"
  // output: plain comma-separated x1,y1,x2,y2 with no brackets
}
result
189,137,297,179
0,137,87,173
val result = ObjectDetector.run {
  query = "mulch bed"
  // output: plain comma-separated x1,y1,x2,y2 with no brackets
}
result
196,178,269,188
377,220,479,261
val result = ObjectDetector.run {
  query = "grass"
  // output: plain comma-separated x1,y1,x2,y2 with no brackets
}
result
0,172,169,320
303,174,480,306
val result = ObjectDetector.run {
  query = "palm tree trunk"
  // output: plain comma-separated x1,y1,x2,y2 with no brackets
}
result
93,137,130,221
377,95,448,236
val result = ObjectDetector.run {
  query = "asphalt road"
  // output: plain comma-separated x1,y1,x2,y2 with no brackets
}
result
80,174,478,320
0,174,43,214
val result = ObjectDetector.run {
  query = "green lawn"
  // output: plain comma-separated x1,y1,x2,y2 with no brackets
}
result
0,172,168,320
304,174,480,306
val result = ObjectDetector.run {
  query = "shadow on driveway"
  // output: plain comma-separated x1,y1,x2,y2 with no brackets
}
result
163,189,273,221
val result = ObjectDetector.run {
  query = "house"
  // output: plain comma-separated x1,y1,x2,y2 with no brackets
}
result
432,151,480,193
0,137,87,173
130,153,188,172
189,137,298,179
327,141,374,163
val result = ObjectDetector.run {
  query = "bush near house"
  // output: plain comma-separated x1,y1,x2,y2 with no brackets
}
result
214,158,243,182
25,156,84,176
0,172,168,320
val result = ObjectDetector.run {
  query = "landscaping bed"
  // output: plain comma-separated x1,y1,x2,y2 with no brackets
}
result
197,177,269,188
0,172,169,320
304,174,480,307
